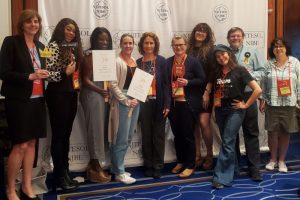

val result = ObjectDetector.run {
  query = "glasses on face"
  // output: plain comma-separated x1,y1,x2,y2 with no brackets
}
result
273,45,285,49
229,34,242,39
173,44,186,48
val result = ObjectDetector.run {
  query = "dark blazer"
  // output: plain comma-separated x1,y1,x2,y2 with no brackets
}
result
0,35,46,100
137,55,171,119
166,55,205,113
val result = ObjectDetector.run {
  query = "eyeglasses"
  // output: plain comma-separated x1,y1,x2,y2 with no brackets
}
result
273,45,285,49
172,44,186,48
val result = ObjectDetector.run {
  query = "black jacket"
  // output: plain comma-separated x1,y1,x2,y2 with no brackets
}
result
0,35,46,100
166,55,205,113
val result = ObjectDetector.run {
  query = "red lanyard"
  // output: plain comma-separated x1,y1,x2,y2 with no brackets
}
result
274,62,290,81
29,48,40,70
171,54,187,81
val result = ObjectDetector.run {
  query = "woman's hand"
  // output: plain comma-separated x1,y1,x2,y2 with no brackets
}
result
232,99,247,109
163,108,170,118
28,69,49,80
129,98,139,108
259,99,266,113
99,89,109,98
176,78,188,87
202,92,210,109
65,61,76,76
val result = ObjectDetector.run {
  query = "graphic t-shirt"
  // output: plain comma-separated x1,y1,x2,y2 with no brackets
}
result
214,66,254,106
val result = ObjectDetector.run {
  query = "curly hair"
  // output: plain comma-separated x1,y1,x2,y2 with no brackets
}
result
90,27,113,50
268,38,291,59
187,23,215,61
138,32,160,55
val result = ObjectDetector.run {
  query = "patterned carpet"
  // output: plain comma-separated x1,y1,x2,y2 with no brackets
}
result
43,134,300,200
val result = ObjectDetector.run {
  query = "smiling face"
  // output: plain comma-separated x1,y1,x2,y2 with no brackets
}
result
96,32,109,50
64,23,76,43
194,30,207,44
22,16,40,37
228,30,244,49
273,41,287,58
215,51,230,66
172,38,187,56
143,36,155,55
120,36,134,56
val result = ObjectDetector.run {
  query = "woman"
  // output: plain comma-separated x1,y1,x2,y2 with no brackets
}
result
80,27,112,183
46,18,83,191
0,10,49,200
211,44,262,189
187,23,215,170
108,34,139,184
166,35,205,178
137,32,170,179
260,38,300,173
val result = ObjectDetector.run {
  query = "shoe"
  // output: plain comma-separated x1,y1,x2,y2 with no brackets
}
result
178,168,194,178
278,161,288,173
64,170,79,185
202,156,213,170
152,169,162,179
265,161,277,171
144,168,153,177
115,173,136,184
171,163,183,174
195,157,204,168
86,168,111,183
52,175,79,192
249,170,263,182
20,189,40,200
212,181,224,189
125,172,131,177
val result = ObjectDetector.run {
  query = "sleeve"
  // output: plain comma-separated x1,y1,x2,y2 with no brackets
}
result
294,58,300,100
161,57,171,109
46,42,67,82
186,58,206,89
241,67,255,85
250,48,266,82
0,36,31,83
108,59,130,106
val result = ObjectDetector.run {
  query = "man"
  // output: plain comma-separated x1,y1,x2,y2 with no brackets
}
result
227,27,265,181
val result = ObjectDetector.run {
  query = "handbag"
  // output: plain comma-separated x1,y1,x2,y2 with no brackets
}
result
16,166,48,195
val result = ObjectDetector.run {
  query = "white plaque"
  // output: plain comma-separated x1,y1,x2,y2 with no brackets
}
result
127,68,154,102
92,50,117,81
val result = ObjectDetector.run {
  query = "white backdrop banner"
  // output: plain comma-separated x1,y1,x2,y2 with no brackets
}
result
38,0,268,172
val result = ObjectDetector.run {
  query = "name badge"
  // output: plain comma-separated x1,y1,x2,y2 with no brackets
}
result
72,70,80,90
277,79,291,96
39,48,53,58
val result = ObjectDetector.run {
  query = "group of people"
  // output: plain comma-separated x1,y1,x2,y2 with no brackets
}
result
1,9,300,200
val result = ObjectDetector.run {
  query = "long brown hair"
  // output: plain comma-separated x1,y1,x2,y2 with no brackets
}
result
188,23,215,62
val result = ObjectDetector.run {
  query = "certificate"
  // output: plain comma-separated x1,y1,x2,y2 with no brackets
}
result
92,50,117,81
127,68,154,102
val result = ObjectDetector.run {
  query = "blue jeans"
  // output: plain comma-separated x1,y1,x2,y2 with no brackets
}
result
213,107,245,186
110,101,140,175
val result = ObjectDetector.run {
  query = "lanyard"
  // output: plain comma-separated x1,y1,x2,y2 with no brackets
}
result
274,62,290,81
171,54,187,81
29,47,41,70
142,56,156,76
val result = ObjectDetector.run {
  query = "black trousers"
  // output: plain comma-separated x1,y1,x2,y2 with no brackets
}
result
139,99,166,170
236,92,261,172
168,101,196,169
46,92,78,177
